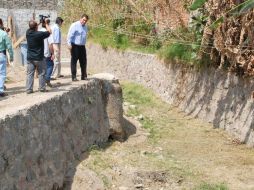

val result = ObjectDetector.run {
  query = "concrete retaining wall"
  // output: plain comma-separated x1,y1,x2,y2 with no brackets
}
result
87,44,254,146
0,77,124,190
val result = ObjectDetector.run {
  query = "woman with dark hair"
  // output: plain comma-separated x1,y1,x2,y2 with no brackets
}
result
0,18,10,33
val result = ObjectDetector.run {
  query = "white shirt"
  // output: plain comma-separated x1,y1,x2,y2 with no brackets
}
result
51,24,61,44
39,27,53,58
67,21,88,46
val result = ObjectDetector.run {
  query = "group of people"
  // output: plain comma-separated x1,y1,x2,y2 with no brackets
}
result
0,13,89,97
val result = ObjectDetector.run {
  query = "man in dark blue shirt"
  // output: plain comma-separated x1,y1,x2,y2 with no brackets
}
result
26,19,51,94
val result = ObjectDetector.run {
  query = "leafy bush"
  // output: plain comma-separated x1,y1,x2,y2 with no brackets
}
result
159,42,200,64
112,17,125,30
113,33,129,49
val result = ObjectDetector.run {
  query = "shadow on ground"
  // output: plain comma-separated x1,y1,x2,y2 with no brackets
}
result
61,117,137,190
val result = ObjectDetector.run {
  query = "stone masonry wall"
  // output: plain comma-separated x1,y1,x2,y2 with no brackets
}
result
0,0,57,10
0,0,58,37
0,78,124,190
87,44,254,146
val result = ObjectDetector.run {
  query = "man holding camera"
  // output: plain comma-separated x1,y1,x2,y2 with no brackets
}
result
67,14,89,81
0,19,13,97
26,19,51,94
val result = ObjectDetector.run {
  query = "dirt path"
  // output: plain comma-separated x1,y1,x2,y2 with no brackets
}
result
1,65,85,118
69,82,254,190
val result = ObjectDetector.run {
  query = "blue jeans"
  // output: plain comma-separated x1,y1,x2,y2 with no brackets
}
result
45,57,54,81
0,53,7,93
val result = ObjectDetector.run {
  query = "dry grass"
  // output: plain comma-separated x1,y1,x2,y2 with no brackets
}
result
76,81,254,190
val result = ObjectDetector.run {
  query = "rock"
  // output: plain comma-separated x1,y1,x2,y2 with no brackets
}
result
135,184,144,188
92,73,119,83
129,105,137,109
119,186,129,190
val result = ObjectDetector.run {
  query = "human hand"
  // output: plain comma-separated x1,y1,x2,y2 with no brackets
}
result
68,45,72,51
45,18,50,24
51,54,55,61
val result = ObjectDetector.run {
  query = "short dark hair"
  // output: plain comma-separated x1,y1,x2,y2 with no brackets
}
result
56,17,63,25
29,20,38,30
0,18,3,27
81,14,89,20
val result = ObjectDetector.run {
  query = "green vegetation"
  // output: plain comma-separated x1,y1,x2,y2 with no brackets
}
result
122,82,159,141
61,0,254,74
158,42,200,64
88,24,161,54
194,183,228,190
61,0,199,61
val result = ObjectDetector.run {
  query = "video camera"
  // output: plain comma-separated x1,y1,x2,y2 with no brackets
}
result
39,15,50,24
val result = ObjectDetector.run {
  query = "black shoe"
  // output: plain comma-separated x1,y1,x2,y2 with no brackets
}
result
58,75,64,78
0,92,8,97
81,77,88,80
39,89,48,92
26,90,33,94
46,81,53,88
72,78,78,82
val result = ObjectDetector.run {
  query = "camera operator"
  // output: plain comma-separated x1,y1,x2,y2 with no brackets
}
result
26,18,51,94
0,18,13,97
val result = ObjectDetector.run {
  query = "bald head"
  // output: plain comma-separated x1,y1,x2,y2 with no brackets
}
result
29,20,38,31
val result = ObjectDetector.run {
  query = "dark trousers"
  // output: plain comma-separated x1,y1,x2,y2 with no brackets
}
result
71,44,87,79
26,60,46,91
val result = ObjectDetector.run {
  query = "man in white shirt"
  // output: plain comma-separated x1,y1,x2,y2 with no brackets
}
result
51,17,63,79
67,14,89,81
39,20,54,87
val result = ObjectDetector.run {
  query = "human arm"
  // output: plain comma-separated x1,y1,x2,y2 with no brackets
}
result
67,23,75,50
45,19,52,34
48,35,55,60
4,34,13,62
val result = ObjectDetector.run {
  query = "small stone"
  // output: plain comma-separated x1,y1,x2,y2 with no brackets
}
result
123,102,130,106
119,186,129,190
135,184,144,188
129,105,137,109
137,114,144,120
